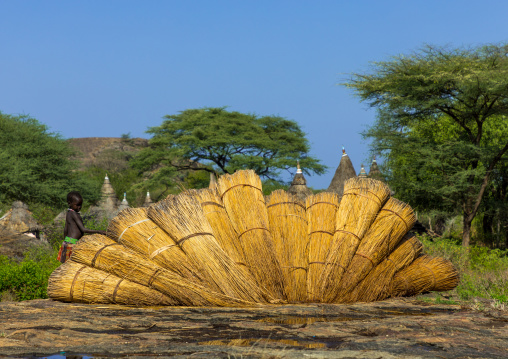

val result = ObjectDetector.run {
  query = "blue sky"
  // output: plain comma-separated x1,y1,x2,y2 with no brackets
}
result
1,1,507,189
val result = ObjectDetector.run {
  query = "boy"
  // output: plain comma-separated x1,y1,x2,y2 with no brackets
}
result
57,191,106,263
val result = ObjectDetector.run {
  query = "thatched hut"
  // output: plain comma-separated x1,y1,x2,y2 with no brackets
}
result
98,174,119,213
327,147,357,197
358,164,368,178
288,161,313,201
117,193,130,212
368,156,384,182
0,201,43,238
209,173,217,189
142,191,153,207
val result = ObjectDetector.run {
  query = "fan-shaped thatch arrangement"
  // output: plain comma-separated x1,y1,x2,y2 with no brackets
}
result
48,170,459,306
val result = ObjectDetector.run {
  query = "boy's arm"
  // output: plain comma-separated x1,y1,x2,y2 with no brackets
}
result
71,212,106,236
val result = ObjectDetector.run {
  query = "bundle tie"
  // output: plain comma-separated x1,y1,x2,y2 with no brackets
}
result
91,243,120,267
334,229,361,243
307,201,339,210
342,191,381,206
420,263,437,290
112,279,124,302
322,262,347,271
221,184,262,199
281,265,307,272
238,227,270,238
148,268,164,287
380,208,410,231
343,187,384,205
267,201,305,210
355,252,375,268
70,265,87,301
309,230,333,236
150,244,177,259
118,219,151,242
200,201,225,209
177,232,214,246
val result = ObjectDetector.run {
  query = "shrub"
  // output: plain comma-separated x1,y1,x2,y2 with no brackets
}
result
0,246,60,301
420,236,508,303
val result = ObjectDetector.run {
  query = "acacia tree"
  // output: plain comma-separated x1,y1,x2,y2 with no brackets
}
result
132,107,326,192
345,44,508,246
0,113,98,207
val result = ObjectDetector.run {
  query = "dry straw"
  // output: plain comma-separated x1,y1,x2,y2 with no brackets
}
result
342,233,423,303
107,207,199,282
217,170,286,300
47,260,177,305
148,192,267,303
267,190,308,302
187,188,248,271
69,234,253,306
305,192,340,302
328,197,416,302
390,255,460,297
320,178,391,302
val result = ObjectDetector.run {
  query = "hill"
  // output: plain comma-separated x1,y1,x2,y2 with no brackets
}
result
67,137,149,172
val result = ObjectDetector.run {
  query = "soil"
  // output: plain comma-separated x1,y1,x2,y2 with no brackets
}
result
0,297,506,358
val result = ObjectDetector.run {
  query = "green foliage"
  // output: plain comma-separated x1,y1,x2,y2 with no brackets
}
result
0,246,60,301
0,112,99,208
347,44,508,245
132,107,326,193
262,179,289,195
421,236,508,303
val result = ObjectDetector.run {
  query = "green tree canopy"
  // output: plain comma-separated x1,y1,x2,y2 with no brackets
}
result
345,44,508,246
132,107,326,193
0,113,98,208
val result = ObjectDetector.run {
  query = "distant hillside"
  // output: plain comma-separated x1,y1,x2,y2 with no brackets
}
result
67,137,149,171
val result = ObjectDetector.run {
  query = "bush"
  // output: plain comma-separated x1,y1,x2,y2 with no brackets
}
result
420,236,508,303
0,246,60,301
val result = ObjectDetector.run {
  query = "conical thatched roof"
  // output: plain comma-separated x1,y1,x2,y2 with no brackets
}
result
327,147,357,197
358,164,368,178
142,191,153,207
118,193,130,212
288,161,313,201
368,156,384,182
98,174,119,212
0,201,43,234
209,173,217,189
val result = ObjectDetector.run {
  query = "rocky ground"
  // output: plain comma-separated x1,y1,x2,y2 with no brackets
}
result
0,297,506,359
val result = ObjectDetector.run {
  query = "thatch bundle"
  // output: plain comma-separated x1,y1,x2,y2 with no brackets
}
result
320,178,391,302
328,197,416,302
217,170,285,300
267,190,308,302
48,170,460,306
390,255,460,297
107,207,198,281
148,193,267,303
71,234,252,306
47,260,177,305
342,233,423,303
305,192,340,302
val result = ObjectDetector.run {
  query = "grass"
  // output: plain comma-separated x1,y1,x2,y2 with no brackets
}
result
0,214,109,302
419,234,508,305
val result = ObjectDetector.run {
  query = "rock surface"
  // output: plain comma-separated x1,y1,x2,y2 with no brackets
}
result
0,297,506,358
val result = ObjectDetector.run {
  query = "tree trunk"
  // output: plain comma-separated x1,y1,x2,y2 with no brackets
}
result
462,214,472,247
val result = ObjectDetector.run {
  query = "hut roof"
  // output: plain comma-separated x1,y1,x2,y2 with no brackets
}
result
358,164,368,178
368,156,384,181
0,201,43,233
142,191,153,207
98,174,119,210
327,147,357,197
118,192,130,211
288,161,313,201
209,172,217,189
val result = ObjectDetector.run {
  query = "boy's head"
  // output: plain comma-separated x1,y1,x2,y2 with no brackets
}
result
67,191,83,211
